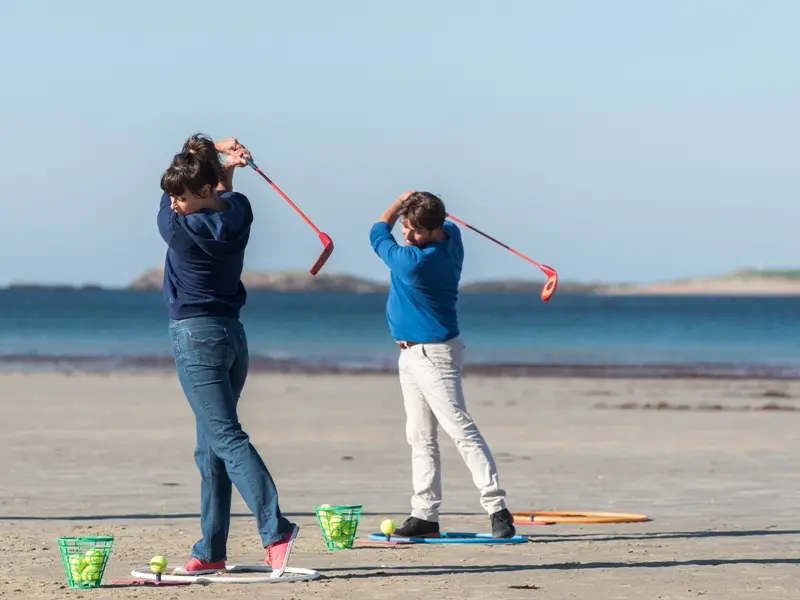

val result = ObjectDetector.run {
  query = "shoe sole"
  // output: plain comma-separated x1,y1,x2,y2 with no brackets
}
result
492,529,517,538
171,566,224,575
269,524,300,579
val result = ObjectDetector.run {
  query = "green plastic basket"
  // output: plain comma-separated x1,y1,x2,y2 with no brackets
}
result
57,536,114,588
314,504,362,550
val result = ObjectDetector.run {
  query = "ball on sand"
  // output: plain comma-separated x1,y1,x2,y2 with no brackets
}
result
149,555,168,574
380,519,395,536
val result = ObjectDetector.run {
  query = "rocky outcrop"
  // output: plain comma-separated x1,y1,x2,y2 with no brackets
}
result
114,267,800,296
128,268,388,292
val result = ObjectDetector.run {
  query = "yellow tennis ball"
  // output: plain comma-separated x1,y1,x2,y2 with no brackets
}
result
380,519,395,535
81,565,101,584
69,555,87,572
328,515,343,533
84,548,104,566
149,555,167,574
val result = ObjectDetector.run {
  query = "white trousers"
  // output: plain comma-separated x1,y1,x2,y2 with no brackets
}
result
397,336,507,521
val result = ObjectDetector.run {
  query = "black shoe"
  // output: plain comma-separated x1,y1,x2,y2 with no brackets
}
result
491,508,516,538
394,516,441,538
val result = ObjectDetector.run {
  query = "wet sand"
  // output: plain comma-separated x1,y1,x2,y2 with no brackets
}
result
0,372,798,599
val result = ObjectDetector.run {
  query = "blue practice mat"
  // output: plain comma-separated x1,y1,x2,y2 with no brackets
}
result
367,531,528,544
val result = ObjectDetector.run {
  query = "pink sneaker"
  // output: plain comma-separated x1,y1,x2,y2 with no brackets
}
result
172,557,226,575
265,524,299,578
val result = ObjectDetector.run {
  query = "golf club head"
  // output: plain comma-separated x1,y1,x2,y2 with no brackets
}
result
308,232,334,276
539,265,558,302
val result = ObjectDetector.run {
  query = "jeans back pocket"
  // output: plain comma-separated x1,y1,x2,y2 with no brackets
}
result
189,325,232,367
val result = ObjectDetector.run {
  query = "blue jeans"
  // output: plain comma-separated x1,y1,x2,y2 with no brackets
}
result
168,316,294,561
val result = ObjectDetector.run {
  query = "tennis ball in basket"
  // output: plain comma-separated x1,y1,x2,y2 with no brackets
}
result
84,548,104,566
69,555,87,572
328,514,344,534
81,565,101,584
380,519,395,535
317,505,332,527
149,555,168,573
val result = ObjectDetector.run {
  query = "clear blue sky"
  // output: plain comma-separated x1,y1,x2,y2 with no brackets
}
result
2,0,798,287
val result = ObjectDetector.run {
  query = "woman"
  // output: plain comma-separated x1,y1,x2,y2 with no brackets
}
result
157,133,299,578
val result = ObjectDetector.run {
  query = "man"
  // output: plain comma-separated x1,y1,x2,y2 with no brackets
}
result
369,190,516,538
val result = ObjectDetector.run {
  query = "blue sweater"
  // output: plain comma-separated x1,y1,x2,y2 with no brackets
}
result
369,220,462,342
157,191,253,320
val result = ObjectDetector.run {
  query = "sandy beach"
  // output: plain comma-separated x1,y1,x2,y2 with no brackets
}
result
0,371,798,599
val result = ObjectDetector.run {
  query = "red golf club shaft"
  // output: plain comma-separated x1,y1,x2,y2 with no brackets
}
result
446,214,551,274
245,158,322,235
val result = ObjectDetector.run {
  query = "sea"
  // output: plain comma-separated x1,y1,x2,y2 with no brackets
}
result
1,289,799,378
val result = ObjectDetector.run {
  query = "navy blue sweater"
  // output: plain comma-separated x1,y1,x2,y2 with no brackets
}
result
157,191,253,320
369,220,462,342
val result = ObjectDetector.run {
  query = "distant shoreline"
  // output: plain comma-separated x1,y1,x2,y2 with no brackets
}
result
0,352,798,379
6,267,800,296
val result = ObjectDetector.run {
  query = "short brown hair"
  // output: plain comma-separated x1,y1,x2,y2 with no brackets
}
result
399,191,446,231
160,133,225,198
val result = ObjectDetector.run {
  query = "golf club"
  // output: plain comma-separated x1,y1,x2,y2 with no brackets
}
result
446,213,558,301
245,157,334,275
